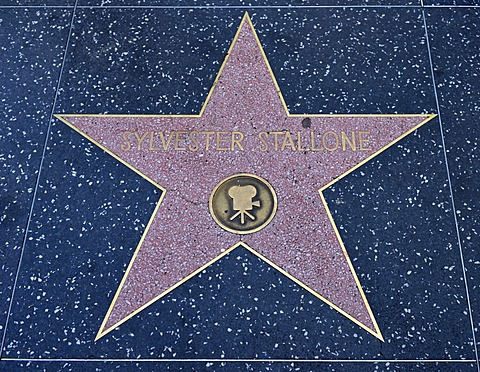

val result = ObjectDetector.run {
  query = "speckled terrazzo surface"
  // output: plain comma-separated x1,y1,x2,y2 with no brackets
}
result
1,3,479,372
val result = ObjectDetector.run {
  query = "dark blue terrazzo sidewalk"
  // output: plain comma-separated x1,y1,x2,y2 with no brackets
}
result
1,2,479,371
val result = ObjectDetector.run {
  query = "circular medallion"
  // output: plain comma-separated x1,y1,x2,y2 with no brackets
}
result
209,173,277,235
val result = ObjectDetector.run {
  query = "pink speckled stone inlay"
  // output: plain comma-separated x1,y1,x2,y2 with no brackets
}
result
60,16,433,339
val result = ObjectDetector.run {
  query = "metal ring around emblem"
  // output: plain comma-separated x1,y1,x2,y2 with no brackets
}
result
209,173,277,235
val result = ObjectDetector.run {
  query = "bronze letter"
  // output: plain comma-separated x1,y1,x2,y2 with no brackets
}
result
121,131,132,152
231,131,245,151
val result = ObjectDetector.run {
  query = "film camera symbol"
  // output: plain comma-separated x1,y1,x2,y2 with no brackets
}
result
209,173,277,235
228,185,261,224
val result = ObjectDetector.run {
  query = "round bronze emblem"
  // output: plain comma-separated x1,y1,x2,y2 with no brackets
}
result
209,173,277,235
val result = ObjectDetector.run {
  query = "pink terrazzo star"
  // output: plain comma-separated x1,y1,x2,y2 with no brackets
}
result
57,13,435,341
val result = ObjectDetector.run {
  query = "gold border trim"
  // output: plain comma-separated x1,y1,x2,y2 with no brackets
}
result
55,12,438,343
54,114,165,191
209,173,278,235
240,242,384,341
95,242,243,341
319,114,437,191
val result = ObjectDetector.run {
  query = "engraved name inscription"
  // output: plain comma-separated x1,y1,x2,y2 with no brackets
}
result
120,129,372,153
